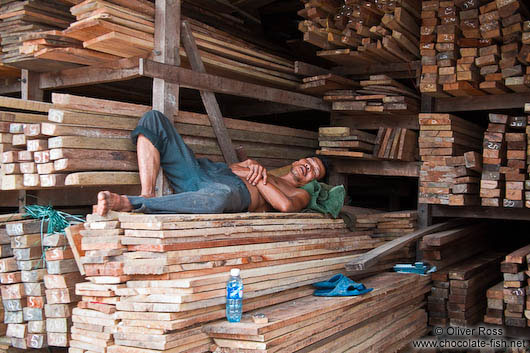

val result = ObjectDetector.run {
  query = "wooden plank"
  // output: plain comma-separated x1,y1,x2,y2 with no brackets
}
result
181,20,237,165
139,59,330,111
64,172,140,186
345,219,467,271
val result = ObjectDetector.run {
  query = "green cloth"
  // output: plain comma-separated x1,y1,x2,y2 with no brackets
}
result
300,180,345,219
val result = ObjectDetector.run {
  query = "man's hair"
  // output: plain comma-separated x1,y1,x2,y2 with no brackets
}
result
313,155,330,180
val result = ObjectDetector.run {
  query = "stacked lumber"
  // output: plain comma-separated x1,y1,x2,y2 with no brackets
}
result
4,218,47,350
299,0,421,64
418,113,484,205
354,210,418,239
68,215,125,353
426,252,503,327
0,94,317,190
420,0,530,97
316,126,376,160
327,76,420,115
427,270,449,326
484,281,505,325
0,0,76,72
43,229,82,348
420,222,490,269
63,0,299,90
204,272,429,353
100,211,389,353
0,214,26,349
480,113,527,207
502,244,530,327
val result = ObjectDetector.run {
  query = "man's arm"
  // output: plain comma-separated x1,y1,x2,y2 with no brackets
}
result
255,181,310,213
229,159,267,185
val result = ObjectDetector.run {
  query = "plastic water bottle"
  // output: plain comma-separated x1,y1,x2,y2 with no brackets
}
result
226,268,243,322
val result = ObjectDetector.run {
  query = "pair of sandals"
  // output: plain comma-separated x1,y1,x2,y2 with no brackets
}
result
313,274,373,297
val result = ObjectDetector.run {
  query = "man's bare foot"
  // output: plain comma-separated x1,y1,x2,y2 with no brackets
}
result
96,191,133,216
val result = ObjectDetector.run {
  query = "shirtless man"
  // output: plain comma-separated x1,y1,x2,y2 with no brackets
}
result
96,110,325,216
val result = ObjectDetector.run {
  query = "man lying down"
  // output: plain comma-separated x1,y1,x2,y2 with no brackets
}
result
96,110,327,216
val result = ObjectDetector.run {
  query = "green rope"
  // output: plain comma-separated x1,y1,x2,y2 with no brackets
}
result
23,205,85,267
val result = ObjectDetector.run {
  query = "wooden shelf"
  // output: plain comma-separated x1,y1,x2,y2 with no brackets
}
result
434,93,530,112
331,158,420,177
430,205,530,221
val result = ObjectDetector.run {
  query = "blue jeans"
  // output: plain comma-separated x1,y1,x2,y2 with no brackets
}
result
126,110,250,214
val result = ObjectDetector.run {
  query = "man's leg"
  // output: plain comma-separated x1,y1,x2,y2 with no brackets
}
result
137,134,160,198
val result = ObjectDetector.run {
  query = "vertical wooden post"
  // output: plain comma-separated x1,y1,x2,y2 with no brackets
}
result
21,69,43,101
152,0,180,196
19,69,43,212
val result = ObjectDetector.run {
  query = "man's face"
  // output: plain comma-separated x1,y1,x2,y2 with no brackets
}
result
290,157,325,184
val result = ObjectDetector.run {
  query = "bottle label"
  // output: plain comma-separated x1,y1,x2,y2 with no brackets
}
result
227,282,243,299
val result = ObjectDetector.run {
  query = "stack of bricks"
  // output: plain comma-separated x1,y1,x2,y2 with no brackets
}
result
501,244,530,328
3,218,47,350
418,113,484,205
481,113,508,206
43,230,82,348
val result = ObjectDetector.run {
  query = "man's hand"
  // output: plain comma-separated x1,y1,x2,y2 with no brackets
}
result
245,159,267,186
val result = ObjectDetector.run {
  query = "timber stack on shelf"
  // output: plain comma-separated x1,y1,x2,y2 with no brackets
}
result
501,244,530,328
420,0,530,97
0,94,318,192
418,113,484,205
0,0,77,72
298,0,421,65
484,281,504,325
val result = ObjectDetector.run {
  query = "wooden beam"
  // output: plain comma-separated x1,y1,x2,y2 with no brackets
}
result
21,70,42,101
152,0,180,118
152,0,181,197
139,59,331,112
435,93,530,112
333,159,420,177
345,219,467,271
332,113,419,130
224,102,308,118
181,20,238,165
431,205,530,221
39,58,142,89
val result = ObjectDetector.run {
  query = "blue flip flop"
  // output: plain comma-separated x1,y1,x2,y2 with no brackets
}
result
313,276,373,297
313,274,348,289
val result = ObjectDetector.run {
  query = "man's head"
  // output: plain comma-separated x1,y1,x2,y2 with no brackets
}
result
290,157,326,185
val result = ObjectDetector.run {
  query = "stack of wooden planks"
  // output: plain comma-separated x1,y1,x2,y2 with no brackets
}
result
372,127,418,161
0,214,25,350
420,0,530,97
426,252,503,327
419,113,484,205
63,1,299,90
526,104,530,208
326,75,420,115
481,113,527,207
204,272,430,352
0,0,76,72
354,210,418,239
3,217,48,350
316,126,376,159
0,94,317,191
501,244,530,327
484,281,504,325
420,222,490,270
43,228,82,348
88,211,389,353
68,214,126,353
299,0,421,64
